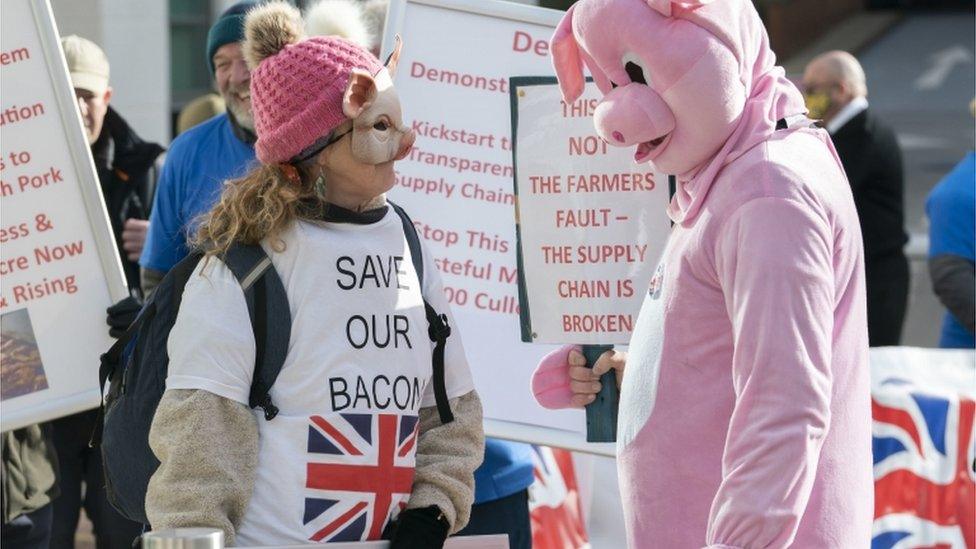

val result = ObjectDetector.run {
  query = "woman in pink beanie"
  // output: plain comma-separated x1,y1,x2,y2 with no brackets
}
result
144,3,484,546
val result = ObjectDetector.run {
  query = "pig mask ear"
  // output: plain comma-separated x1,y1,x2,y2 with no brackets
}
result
342,69,378,119
550,4,584,103
384,35,403,78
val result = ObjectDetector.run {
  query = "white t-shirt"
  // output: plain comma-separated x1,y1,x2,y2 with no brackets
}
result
166,209,475,546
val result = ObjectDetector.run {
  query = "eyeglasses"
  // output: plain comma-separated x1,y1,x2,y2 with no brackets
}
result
292,123,353,163
324,126,352,148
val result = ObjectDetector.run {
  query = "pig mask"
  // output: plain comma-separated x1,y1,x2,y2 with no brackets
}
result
552,0,807,221
340,37,415,165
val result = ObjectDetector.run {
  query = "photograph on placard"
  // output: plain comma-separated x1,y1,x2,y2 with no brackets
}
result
1,308,50,401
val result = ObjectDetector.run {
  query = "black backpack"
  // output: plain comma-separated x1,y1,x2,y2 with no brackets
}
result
94,202,454,525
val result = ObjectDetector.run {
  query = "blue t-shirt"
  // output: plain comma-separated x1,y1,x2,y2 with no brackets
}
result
473,439,535,504
926,152,975,348
141,114,256,272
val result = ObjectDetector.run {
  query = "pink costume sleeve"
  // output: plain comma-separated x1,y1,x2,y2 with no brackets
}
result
705,197,835,548
531,345,583,409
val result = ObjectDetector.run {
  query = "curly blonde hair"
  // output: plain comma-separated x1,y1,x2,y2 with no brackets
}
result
192,163,320,258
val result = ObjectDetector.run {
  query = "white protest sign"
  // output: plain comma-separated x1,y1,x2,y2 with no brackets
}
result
512,79,669,345
382,0,617,453
0,0,128,432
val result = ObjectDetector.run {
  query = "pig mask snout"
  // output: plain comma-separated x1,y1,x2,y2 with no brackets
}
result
394,129,415,161
593,84,675,163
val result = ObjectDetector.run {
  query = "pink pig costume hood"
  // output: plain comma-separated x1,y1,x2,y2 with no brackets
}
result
552,0,807,224
534,0,874,547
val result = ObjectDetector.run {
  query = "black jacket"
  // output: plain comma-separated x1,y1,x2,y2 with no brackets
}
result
91,107,165,291
831,108,908,260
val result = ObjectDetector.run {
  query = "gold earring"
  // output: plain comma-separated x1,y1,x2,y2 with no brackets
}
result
314,169,326,198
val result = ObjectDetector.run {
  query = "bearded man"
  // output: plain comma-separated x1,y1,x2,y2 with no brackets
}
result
139,1,260,292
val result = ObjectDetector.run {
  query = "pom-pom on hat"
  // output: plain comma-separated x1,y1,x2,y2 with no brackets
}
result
243,2,383,164
305,0,371,47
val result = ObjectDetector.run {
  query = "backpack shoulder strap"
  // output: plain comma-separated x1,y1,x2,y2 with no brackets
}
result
223,243,291,420
388,201,455,424
388,201,424,287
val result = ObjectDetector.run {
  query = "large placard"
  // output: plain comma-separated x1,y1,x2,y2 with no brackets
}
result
1,0,128,431
511,78,669,345
382,0,616,453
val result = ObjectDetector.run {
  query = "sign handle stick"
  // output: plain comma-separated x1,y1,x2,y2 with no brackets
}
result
583,344,618,442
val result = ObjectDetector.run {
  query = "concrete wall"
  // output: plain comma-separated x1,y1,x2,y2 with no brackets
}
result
50,0,170,145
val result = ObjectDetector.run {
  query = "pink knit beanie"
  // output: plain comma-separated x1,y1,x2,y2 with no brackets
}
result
243,2,382,164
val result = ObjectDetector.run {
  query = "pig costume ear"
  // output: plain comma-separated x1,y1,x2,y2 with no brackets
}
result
644,0,715,17
343,69,377,119
551,4,585,103
384,34,403,77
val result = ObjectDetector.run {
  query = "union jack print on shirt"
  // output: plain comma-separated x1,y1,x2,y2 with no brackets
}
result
303,413,419,542
872,377,975,549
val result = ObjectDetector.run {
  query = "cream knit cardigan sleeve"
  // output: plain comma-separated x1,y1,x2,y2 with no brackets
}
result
146,388,484,543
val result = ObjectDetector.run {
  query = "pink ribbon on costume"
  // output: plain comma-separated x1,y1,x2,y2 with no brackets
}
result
644,0,715,17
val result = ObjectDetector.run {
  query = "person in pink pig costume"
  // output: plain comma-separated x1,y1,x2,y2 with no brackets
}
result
531,0,873,547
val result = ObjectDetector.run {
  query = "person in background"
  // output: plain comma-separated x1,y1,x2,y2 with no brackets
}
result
176,93,225,135
62,35,165,294
454,441,535,548
1,425,60,549
926,100,975,348
138,1,260,294
803,50,909,346
50,35,163,549
138,0,373,295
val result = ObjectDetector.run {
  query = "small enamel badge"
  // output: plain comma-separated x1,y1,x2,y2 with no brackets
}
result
648,262,665,299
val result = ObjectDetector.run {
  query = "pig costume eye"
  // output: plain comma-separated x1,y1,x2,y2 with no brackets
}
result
622,54,650,86
609,59,647,90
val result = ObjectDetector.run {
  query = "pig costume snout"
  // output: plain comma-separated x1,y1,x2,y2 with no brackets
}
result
592,84,674,160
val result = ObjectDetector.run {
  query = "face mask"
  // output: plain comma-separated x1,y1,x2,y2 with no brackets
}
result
804,92,831,120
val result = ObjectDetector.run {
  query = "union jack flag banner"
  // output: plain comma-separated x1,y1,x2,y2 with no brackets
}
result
871,347,975,549
302,413,420,542
530,446,590,549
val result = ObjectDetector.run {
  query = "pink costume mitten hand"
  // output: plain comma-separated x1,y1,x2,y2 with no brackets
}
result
533,346,626,409
532,345,583,409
